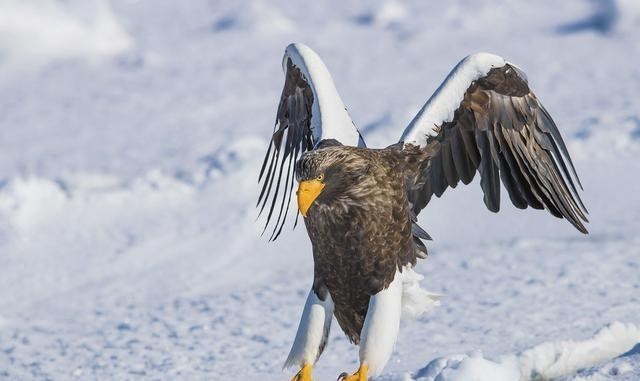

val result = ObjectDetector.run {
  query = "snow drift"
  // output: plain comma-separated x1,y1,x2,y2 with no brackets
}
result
411,322,640,381
0,0,131,67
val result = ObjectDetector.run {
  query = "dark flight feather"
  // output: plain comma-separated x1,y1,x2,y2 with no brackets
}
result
406,64,589,233
257,58,316,240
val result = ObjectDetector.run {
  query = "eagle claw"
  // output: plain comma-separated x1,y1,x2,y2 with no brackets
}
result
290,364,314,381
337,364,368,381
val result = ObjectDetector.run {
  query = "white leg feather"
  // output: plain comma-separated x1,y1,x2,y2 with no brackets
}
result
284,289,333,369
358,270,403,377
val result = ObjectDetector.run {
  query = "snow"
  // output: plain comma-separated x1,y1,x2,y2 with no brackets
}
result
561,344,640,381
516,322,640,380
0,0,639,380
408,322,640,381
0,0,131,68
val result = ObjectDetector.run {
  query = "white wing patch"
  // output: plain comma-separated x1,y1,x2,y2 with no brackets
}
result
284,43,364,147
259,43,366,240
400,52,509,147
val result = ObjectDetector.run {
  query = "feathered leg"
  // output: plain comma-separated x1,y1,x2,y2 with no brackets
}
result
284,288,333,381
339,271,403,381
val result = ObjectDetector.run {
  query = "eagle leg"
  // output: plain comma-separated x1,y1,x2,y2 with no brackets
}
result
348,270,403,378
283,288,333,380
337,363,368,381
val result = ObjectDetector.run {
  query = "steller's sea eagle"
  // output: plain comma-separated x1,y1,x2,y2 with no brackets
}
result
257,43,588,381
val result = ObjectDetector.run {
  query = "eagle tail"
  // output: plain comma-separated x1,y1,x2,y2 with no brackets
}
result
400,266,441,319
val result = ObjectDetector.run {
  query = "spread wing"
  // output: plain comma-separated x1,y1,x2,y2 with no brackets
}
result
401,53,588,233
258,43,365,240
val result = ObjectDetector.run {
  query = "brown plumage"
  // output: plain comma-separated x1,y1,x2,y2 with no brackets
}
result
407,65,589,233
297,145,425,342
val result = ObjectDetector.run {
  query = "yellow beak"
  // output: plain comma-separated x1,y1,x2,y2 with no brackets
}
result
297,179,325,217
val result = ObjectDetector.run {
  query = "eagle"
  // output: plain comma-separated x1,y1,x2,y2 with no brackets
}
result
257,43,588,381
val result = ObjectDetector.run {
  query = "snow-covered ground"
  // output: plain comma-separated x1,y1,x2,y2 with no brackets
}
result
0,0,639,380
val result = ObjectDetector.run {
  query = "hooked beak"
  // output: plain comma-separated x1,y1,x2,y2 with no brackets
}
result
297,179,325,217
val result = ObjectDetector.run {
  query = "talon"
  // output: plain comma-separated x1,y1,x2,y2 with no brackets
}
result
337,363,368,381
291,364,314,381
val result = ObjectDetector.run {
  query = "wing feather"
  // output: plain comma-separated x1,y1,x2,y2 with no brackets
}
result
449,127,475,185
401,53,588,233
440,141,459,188
258,43,364,240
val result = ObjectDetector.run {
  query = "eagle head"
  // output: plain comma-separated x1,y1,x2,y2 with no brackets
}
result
295,145,369,218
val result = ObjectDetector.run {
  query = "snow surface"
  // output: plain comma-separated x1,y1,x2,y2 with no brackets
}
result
0,1,639,380
0,0,131,69
410,322,640,381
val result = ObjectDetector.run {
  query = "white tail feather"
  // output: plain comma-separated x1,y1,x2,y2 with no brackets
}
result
400,266,441,319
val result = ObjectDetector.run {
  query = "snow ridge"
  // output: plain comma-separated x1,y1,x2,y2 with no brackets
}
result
409,322,640,381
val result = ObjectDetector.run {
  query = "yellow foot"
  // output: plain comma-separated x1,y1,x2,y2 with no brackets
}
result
337,363,368,381
291,364,314,381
